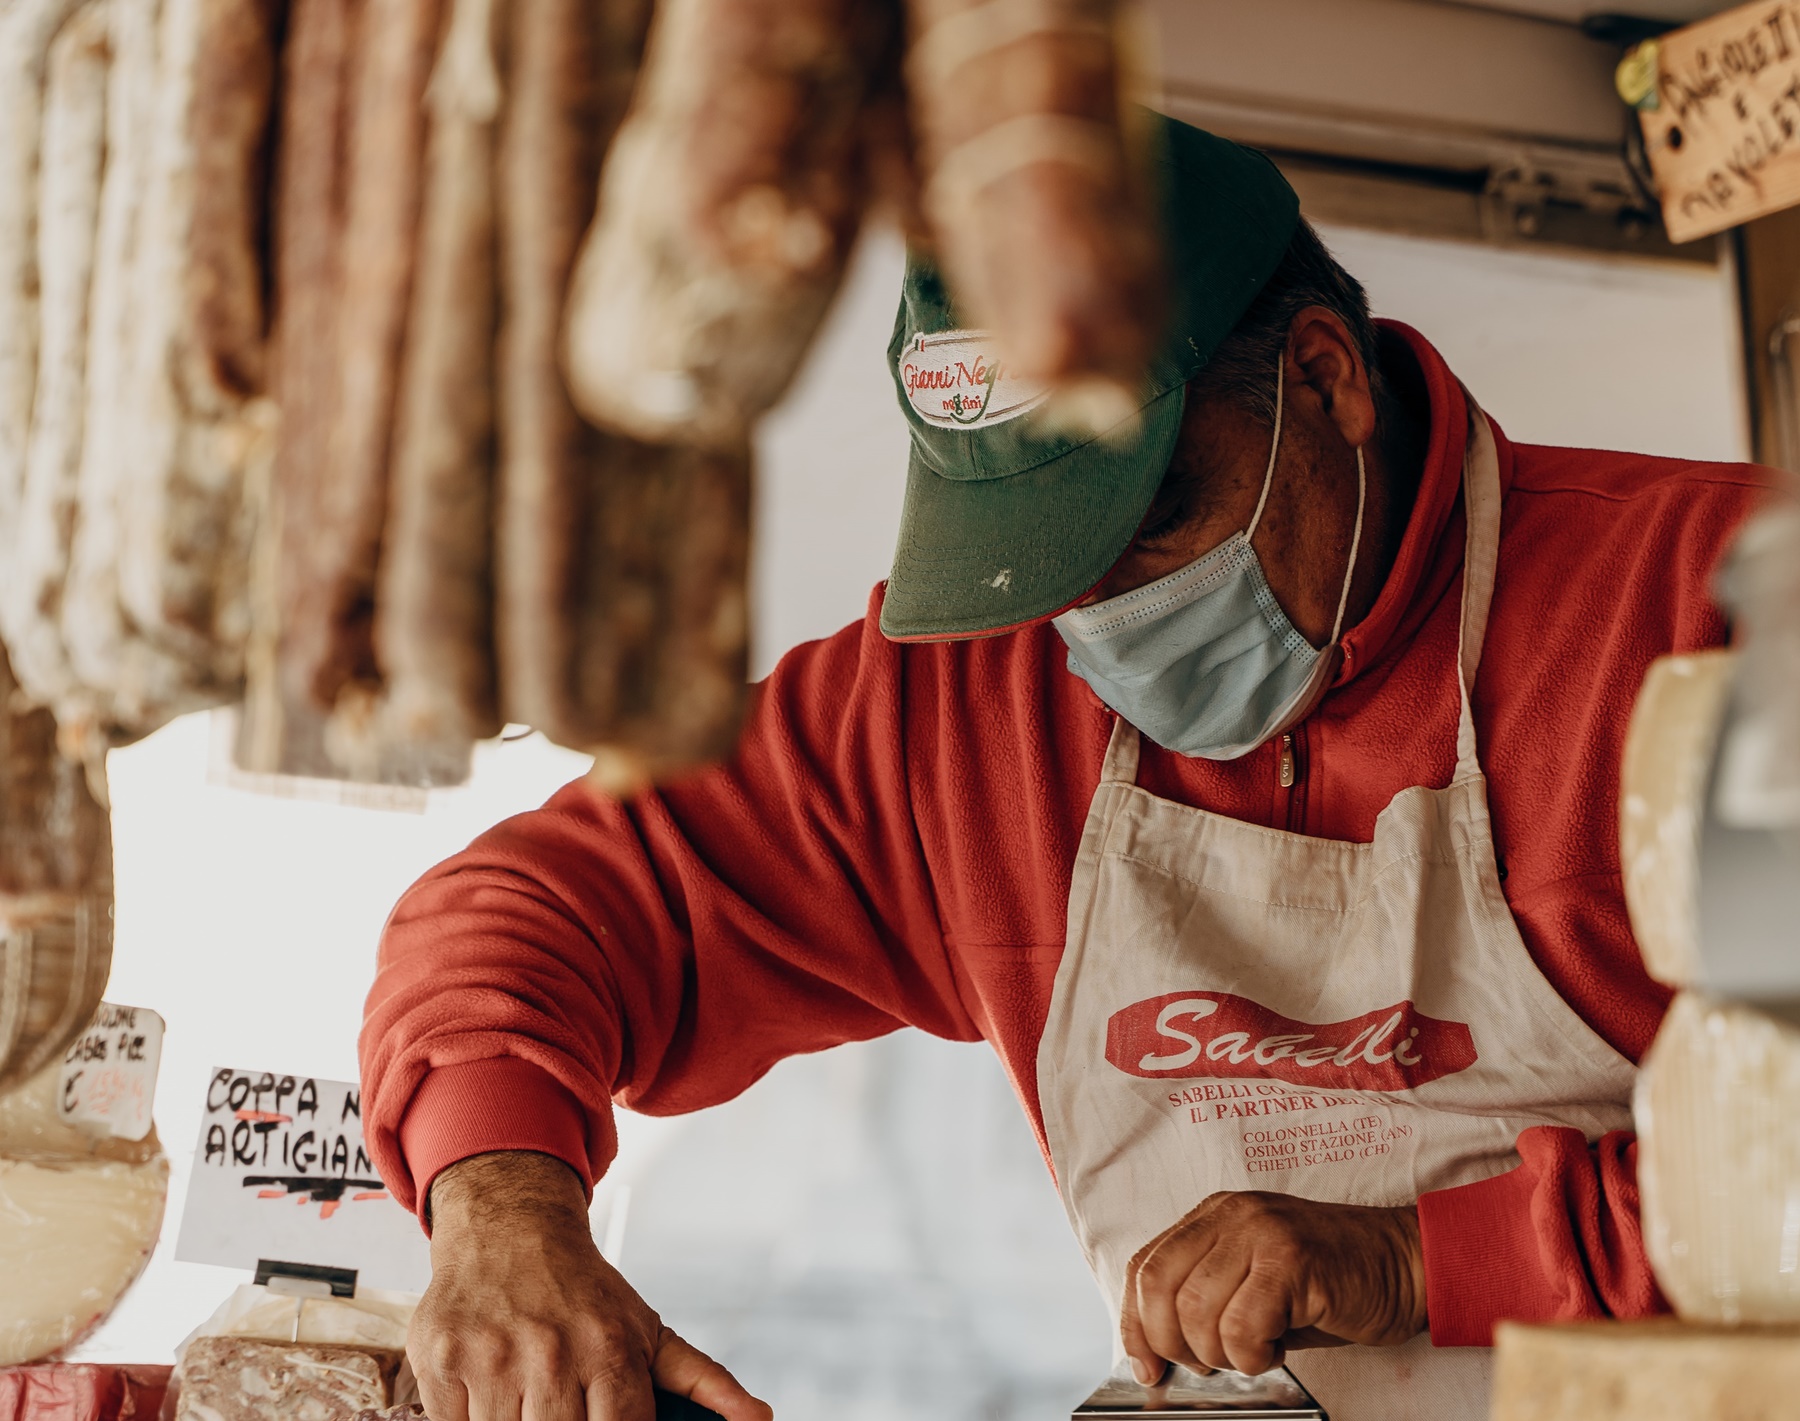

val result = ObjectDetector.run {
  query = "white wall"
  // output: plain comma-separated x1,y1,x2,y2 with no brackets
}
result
69,219,1745,1419
1320,225,1748,463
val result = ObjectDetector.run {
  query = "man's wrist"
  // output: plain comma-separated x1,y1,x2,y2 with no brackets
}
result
428,1149,590,1234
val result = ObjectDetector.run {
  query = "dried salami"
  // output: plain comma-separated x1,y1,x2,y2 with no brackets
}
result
325,0,503,785
562,0,892,449
903,0,1163,409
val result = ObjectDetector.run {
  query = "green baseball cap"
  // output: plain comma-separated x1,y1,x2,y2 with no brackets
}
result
880,112,1301,642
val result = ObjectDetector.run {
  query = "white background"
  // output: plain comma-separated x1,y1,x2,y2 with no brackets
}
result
70,222,1744,1419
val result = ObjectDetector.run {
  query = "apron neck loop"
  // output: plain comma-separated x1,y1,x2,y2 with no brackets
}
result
1101,715,1140,785
1453,405,1503,784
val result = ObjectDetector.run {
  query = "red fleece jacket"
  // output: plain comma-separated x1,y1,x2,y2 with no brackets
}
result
361,322,1763,1348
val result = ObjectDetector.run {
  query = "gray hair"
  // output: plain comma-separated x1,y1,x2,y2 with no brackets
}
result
1190,220,1388,427
1136,220,1408,545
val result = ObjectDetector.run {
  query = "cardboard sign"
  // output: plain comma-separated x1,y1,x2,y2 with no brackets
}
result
58,1003,164,1141
174,1069,431,1292
1637,2,1800,242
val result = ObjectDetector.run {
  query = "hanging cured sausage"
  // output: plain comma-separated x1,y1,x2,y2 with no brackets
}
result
2,0,1168,796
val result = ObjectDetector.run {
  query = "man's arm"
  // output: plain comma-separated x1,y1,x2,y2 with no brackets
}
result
1417,1126,1664,1344
359,599,974,1216
412,1150,771,1421
361,601,979,1421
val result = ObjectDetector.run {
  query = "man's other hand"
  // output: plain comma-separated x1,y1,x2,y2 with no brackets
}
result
413,1151,774,1421
1121,1191,1426,1380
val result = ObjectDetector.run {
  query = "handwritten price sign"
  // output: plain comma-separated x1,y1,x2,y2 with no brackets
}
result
174,1068,430,1291
58,1003,164,1141
1638,1,1800,241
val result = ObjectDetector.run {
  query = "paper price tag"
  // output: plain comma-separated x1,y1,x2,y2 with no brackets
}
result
174,1068,431,1292
58,1003,165,1141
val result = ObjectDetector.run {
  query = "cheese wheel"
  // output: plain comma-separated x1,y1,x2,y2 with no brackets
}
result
0,1058,168,1365
1618,649,1737,989
1636,992,1800,1324
1492,1318,1800,1421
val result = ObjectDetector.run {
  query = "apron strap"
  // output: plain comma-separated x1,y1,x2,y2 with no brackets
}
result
1454,406,1504,783
1101,714,1140,785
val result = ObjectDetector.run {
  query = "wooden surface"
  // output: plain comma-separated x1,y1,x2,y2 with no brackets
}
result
1493,1317,1800,1420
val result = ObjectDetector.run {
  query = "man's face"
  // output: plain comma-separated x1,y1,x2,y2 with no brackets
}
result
1078,308,1383,652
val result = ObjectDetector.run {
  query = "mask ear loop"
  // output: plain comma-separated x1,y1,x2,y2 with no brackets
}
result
1328,446,1368,645
1245,359,1283,542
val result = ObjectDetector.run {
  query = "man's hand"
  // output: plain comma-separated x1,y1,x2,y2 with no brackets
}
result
1121,1191,1426,1381
412,1151,773,1421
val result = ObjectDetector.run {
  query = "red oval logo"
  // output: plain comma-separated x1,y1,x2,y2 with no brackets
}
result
1105,991,1477,1092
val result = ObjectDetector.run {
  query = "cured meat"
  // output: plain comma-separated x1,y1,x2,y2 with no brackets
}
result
567,439,751,785
237,0,445,781
55,0,279,753
493,0,639,744
324,0,503,785
0,1057,165,1366
2,0,110,733
0,0,87,560
111,0,276,684
312,0,442,710
904,0,1162,411
234,0,365,777
170,1339,400,1421
562,0,890,448
0,646,112,1095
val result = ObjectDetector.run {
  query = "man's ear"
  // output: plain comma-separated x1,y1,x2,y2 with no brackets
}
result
1287,307,1376,449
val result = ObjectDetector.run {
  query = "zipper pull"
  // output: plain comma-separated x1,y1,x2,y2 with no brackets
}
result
1278,733,1296,789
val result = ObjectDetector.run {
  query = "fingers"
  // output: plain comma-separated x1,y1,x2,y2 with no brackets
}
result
1164,1248,1250,1373
651,1328,774,1421
416,1321,596,1421
1213,1265,1295,1376
1119,1245,1168,1385
583,1354,657,1421
416,1370,471,1421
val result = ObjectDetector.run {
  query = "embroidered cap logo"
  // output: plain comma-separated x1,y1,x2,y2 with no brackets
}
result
900,330,1052,430
1105,991,1478,1092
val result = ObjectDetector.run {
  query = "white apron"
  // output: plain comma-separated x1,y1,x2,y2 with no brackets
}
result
1036,410,1638,1421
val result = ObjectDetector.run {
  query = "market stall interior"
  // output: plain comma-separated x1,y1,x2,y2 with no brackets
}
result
2,0,1799,1420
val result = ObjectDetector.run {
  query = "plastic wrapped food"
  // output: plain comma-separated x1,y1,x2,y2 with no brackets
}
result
170,1339,400,1421
0,1057,168,1365
1635,991,1800,1323
0,1363,171,1421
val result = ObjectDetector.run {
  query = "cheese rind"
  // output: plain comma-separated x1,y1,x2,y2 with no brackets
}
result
1635,991,1800,1323
1618,649,1737,989
0,1060,168,1366
1492,1318,1800,1421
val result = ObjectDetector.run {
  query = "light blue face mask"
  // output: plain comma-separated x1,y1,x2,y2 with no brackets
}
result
1052,362,1367,761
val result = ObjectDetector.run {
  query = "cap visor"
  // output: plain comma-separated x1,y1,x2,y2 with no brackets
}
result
879,385,1186,641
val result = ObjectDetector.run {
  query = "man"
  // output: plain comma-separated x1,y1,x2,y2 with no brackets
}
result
361,115,1761,1421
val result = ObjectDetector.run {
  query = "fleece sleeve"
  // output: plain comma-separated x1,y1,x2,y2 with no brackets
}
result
358,596,978,1219
1417,1127,1668,1345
